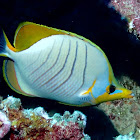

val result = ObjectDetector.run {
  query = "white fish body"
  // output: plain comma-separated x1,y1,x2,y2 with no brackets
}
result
0,22,133,106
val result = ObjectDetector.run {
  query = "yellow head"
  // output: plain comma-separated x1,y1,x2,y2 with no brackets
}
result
95,80,133,104
91,56,133,105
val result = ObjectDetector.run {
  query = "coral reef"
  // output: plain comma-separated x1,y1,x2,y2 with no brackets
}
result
99,76,140,139
0,111,11,139
0,96,90,140
0,77,139,139
109,0,140,39
114,132,136,140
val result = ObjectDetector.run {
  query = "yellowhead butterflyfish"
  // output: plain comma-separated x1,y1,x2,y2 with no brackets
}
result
0,22,133,106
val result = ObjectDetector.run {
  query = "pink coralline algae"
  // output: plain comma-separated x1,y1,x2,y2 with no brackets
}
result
0,96,90,140
109,0,140,39
0,111,11,139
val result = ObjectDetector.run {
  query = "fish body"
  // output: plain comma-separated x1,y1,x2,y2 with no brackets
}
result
0,22,133,106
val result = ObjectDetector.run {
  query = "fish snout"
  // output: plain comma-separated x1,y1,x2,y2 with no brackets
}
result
122,89,134,98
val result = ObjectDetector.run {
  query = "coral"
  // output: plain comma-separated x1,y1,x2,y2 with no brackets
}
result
109,0,140,39
0,96,90,140
114,132,136,140
0,111,11,139
98,76,140,139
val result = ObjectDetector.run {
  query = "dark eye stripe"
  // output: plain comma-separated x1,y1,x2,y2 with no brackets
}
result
109,85,116,94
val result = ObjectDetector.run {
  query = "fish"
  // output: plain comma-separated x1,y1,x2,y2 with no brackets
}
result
0,22,133,106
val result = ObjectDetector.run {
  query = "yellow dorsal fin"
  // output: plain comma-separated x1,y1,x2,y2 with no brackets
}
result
13,22,68,51
3,60,35,97
13,21,104,53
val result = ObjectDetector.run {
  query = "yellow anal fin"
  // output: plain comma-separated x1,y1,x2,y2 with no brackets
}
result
58,101,92,107
14,22,68,52
3,60,35,97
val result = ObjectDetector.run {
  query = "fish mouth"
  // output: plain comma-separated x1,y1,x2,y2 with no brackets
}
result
123,90,134,98
126,93,134,98
118,87,134,98
131,93,135,96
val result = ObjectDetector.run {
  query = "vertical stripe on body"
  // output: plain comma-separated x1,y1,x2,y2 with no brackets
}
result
39,40,71,90
38,37,77,96
13,35,108,103
33,36,72,89
48,40,87,98
31,39,63,84
19,37,56,79
65,44,88,97
25,35,87,98
49,40,78,96
29,39,61,83
27,40,55,77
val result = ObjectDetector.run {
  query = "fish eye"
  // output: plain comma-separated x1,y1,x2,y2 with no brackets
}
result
109,85,116,94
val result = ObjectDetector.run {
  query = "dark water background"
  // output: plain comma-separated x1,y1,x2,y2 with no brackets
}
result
0,0,140,139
